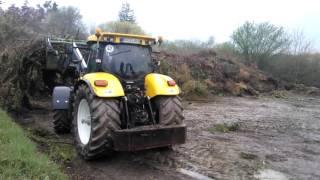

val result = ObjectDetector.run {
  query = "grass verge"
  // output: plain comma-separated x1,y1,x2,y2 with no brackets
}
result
0,109,67,180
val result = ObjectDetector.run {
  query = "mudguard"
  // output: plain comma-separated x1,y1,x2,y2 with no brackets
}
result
52,86,72,109
145,73,180,98
80,72,125,97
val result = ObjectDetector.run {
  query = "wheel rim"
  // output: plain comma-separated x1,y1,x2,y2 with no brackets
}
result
77,99,91,145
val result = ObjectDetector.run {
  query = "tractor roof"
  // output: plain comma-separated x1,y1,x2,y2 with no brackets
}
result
87,32,156,46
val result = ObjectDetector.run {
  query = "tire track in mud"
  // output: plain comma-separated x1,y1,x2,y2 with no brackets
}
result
19,97,268,180
142,94,320,180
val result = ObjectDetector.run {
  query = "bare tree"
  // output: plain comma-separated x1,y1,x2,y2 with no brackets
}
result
289,29,313,55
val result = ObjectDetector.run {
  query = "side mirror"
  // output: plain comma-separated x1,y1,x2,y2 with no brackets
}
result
95,28,102,39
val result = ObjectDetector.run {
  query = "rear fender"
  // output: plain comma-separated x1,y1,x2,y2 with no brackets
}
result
145,73,180,98
78,72,125,97
52,86,72,110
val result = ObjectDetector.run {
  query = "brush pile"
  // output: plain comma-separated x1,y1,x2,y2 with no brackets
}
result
0,39,47,112
156,50,280,97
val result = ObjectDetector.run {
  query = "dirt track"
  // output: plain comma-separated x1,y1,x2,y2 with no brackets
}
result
19,92,320,180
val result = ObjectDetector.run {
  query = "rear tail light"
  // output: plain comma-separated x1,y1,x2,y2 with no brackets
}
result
94,80,108,87
167,80,176,86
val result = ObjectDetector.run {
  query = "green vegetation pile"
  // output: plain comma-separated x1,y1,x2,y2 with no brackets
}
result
0,39,47,112
0,1,87,112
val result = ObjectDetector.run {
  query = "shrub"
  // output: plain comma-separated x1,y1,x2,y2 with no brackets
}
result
208,123,240,133
231,21,290,65
214,42,237,56
99,21,145,35
181,80,209,97
262,53,320,87
159,61,209,98
160,37,215,55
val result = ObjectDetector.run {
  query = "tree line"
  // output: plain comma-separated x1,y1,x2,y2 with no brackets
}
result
0,1,87,50
0,1,319,88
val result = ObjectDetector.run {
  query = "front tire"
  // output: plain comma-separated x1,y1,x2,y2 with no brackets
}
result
153,96,184,125
53,110,71,134
72,85,121,160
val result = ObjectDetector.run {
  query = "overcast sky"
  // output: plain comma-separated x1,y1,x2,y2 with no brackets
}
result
3,0,320,50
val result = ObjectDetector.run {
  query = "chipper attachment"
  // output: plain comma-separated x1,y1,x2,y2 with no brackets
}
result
113,125,186,151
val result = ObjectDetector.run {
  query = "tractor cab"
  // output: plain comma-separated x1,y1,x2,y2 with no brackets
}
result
86,32,157,82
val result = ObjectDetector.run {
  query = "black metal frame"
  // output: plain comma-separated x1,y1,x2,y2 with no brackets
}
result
122,96,131,129
113,124,186,151
145,97,156,125
121,96,156,129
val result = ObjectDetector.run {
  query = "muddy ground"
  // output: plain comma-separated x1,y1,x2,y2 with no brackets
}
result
17,92,320,180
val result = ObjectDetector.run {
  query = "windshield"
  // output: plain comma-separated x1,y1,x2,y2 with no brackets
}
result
101,44,153,80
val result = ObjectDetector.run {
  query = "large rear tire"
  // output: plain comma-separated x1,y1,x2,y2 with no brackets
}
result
53,110,71,134
153,96,184,125
72,85,121,160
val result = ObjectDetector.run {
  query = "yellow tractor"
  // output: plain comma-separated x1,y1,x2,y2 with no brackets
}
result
52,29,186,159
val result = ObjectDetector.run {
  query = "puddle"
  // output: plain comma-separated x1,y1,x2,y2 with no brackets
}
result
177,168,214,180
254,169,288,180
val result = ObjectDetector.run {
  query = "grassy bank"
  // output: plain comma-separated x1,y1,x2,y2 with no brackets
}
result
0,109,67,180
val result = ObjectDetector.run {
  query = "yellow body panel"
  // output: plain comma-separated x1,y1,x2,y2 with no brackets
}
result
145,73,180,98
87,32,156,46
82,72,124,97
